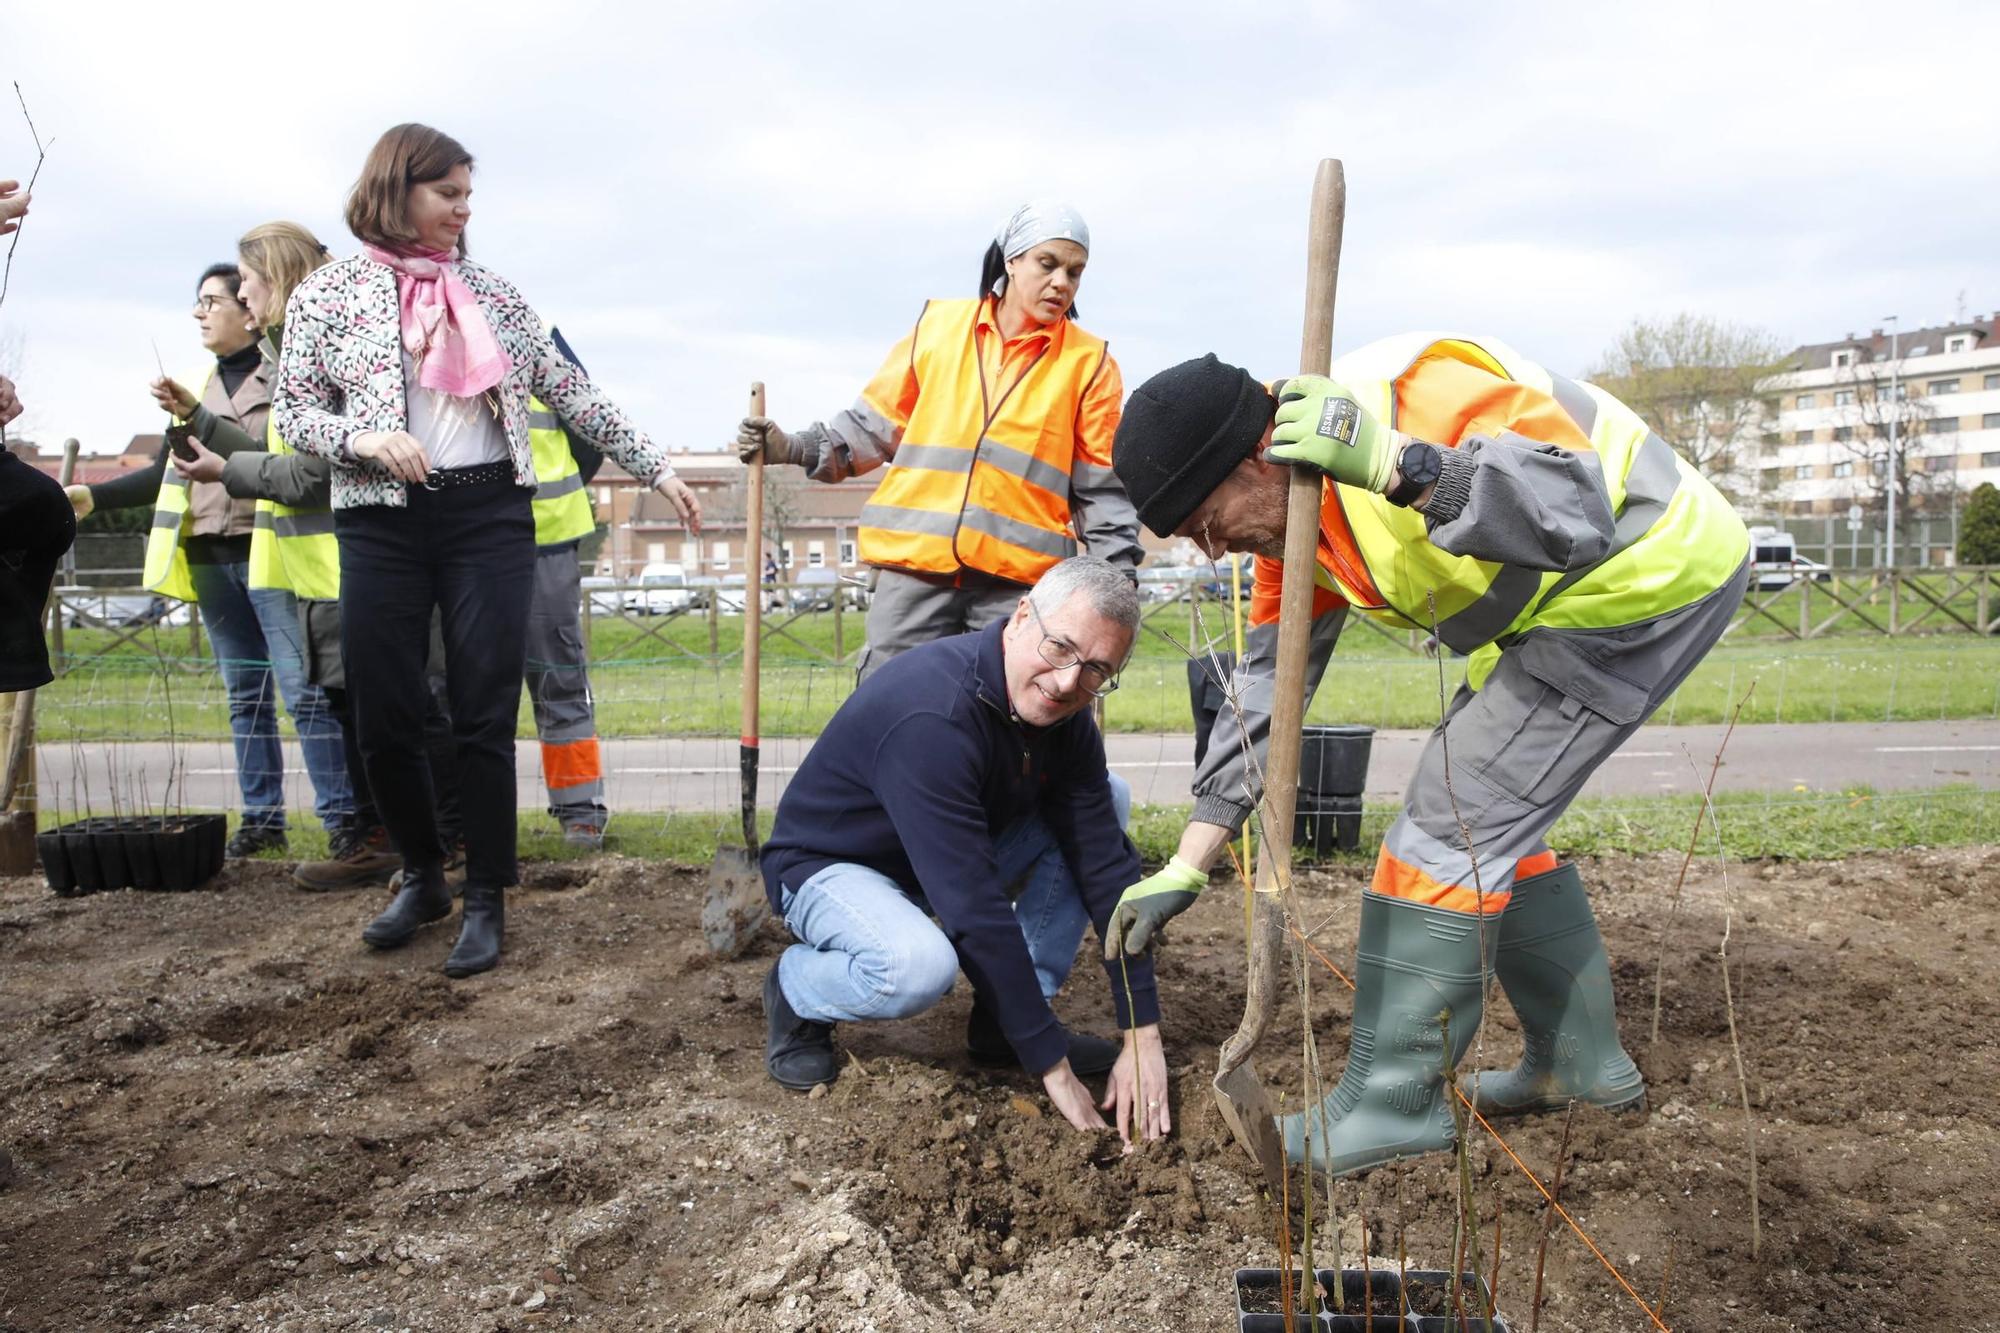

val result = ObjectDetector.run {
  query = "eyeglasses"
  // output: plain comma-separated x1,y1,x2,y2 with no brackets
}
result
194,293,246,313
1025,598,1121,697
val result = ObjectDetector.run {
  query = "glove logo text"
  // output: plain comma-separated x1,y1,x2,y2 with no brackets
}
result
1318,397,1360,447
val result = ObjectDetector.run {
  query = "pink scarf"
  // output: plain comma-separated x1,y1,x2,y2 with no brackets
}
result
364,244,511,397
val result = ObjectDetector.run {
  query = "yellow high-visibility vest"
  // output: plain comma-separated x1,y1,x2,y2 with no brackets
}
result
247,415,340,600
1287,333,1749,689
529,398,595,547
140,366,212,602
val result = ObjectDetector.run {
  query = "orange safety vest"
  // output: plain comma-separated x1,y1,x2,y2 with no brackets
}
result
857,298,1113,584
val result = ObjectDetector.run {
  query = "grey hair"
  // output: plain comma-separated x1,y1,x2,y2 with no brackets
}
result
1028,555,1140,634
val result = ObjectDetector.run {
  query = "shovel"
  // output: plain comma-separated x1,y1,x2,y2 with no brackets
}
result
1212,159,1347,1193
0,440,80,875
702,381,770,957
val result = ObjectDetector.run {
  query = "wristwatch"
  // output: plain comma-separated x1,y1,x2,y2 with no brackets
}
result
1385,440,1442,507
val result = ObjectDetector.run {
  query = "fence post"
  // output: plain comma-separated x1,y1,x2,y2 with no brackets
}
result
1981,569,1993,635
832,587,844,663
189,602,203,659
1799,574,1811,638
1889,573,1900,634
707,590,719,660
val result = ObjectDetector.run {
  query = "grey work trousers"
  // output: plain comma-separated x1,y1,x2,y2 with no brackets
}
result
855,566,1027,685
525,543,607,829
1377,558,1750,912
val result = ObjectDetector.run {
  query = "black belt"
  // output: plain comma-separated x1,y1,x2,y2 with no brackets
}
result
420,462,514,490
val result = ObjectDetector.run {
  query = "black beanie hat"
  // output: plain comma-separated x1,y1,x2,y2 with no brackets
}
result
1112,354,1273,538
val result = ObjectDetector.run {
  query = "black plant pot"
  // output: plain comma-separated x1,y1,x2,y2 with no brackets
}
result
36,827,78,896
1319,1267,1413,1331
1236,1267,1506,1333
40,816,226,895
1293,793,1365,856
1402,1271,1506,1330
1299,724,1375,800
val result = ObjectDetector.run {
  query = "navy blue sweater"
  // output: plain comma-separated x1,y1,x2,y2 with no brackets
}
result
762,620,1158,1073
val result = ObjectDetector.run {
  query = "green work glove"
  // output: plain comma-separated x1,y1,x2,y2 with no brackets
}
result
1104,856,1210,958
1269,374,1402,494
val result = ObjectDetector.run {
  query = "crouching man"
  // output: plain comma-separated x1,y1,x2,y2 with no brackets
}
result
759,555,1170,1142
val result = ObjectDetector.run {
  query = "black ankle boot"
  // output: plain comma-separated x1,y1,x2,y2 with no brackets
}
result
361,865,453,949
443,885,504,978
764,963,839,1090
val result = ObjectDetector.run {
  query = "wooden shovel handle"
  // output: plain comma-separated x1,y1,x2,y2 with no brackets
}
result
1218,159,1346,1078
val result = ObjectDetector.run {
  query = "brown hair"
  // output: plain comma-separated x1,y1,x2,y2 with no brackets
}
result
344,123,474,254
238,221,333,330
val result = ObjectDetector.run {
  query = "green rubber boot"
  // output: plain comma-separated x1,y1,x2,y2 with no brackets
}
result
1279,890,1499,1178
1458,862,1646,1117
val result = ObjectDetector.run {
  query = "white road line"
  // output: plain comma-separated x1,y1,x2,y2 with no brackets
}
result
1872,745,2000,753
1608,751,1674,758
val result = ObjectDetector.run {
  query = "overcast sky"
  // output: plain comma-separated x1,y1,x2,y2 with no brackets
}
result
4,0,1998,456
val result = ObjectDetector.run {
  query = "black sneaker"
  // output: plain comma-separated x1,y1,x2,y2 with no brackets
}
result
225,824,288,859
967,997,1121,1077
764,963,840,1091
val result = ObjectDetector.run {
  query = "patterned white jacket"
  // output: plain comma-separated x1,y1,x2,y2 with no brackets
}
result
274,253,673,509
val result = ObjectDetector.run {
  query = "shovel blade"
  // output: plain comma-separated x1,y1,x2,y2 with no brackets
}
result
1213,1057,1288,1195
703,845,767,958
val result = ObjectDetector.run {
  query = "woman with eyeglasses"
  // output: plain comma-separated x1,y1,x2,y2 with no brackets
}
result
275,123,700,978
67,262,354,857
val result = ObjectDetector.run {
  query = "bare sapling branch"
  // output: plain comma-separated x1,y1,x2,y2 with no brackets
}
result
1650,680,1755,1044
1529,1100,1577,1333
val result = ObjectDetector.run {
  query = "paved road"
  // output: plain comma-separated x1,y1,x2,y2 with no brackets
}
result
30,719,2000,817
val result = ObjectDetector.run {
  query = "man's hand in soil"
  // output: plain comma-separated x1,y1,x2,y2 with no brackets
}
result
1101,1023,1170,1145
1041,1058,1111,1134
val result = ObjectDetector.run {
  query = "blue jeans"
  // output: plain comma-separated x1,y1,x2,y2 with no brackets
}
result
189,559,353,832
776,774,1133,1024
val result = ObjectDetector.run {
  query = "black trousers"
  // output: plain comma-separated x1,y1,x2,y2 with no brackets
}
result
323,680,461,846
335,482,534,889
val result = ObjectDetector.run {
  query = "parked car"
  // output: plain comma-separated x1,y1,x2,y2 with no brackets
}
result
787,567,870,611
57,587,191,629
687,575,747,613
579,575,624,616
623,562,692,615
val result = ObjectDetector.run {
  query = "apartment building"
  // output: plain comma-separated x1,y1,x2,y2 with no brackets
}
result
1759,313,2000,517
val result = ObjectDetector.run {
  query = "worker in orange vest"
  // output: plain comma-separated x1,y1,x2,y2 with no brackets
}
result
735,202,1143,681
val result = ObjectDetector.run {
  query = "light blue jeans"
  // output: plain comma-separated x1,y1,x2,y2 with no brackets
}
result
775,775,1132,1024
189,559,353,832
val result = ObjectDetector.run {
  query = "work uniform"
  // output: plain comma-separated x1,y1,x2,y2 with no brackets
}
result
1196,333,1749,913
1182,333,1749,1177
524,391,609,836
790,297,1143,679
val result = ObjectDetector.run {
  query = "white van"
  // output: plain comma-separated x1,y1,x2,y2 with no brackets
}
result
1749,527,1832,592
623,562,691,615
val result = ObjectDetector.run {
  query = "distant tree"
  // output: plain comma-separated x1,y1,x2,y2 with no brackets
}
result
1960,483,2000,565
1587,314,1787,501
1827,351,1952,518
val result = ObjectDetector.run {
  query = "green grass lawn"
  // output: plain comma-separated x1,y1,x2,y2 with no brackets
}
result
32,600,2000,742
52,784,1996,869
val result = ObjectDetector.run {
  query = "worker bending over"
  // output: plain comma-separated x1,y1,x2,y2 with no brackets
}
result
760,556,1169,1143
1104,335,1748,1176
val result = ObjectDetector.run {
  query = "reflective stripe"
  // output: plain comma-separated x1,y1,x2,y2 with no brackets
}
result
972,437,1071,497
959,504,1078,559
253,511,274,531
534,471,586,501
1540,432,1684,605
1434,563,1543,653
161,471,189,490
547,779,605,801
272,511,336,539
1070,459,1121,490
860,501,959,538
151,509,183,529
888,443,976,476
529,409,563,432
1546,372,1599,437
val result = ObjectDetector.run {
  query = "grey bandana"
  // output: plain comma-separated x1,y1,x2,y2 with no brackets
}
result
994,200,1091,261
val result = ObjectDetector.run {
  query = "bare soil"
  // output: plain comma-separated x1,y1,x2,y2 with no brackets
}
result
0,845,1995,1332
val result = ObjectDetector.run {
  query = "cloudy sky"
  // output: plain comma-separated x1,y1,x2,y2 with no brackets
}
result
3,0,1998,456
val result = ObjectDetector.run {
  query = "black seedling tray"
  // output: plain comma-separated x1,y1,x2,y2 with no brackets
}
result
39,815,226,895
1235,1268,1508,1332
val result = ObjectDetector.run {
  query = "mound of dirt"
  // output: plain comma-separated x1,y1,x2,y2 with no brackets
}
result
0,847,1995,1331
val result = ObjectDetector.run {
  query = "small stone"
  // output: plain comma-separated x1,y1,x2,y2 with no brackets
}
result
1001,1236,1021,1258
824,1231,850,1248
807,1083,829,1100
980,1155,1000,1172
789,1170,814,1192
1805,920,1828,941
447,1121,469,1137
523,1289,548,1311
396,1263,414,1277
539,1267,561,1286
368,1312,394,1328
1007,1096,1042,1118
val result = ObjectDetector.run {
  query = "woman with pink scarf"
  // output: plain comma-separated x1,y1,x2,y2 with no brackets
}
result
275,123,700,979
